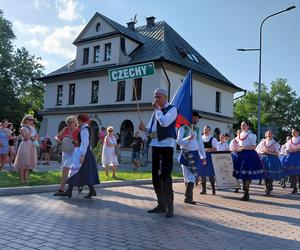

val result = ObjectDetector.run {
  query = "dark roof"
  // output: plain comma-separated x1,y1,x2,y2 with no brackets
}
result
43,14,241,91
73,12,143,45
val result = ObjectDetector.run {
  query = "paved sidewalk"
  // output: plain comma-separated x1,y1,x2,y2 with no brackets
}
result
0,182,299,250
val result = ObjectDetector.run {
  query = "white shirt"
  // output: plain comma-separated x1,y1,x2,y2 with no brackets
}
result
202,135,218,149
146,102,177,148
237,131,257,147
256,138,280,154
217,141,230,151
229,138,239,151
79,124,89,156
177,125,206,159
286,136,300,151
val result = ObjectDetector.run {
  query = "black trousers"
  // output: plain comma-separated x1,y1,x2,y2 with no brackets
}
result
152,147,174,202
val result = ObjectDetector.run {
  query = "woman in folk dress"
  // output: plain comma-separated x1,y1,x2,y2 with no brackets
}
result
283,128,300,194
234,121,264,201
256,130,285,195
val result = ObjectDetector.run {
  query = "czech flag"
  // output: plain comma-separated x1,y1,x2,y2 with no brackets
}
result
170,70,193,128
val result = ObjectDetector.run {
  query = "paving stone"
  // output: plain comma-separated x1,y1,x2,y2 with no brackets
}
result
0,183,300,249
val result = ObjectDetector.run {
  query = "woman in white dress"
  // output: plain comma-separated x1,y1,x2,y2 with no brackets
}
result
102,126,119,178
14,115,38,184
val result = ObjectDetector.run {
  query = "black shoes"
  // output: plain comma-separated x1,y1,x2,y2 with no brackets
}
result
53,190,64,196
241,193,249,201
147,206,166,214
84,190,97,198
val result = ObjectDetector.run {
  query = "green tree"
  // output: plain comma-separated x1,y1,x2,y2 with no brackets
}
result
234,79,300,142
0,10,44,125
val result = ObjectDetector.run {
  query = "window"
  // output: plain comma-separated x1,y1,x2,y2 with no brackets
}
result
96,23,101,32
56,85,63,106
132,78,142,100
93,45,100,63
120,38,126,54
104,43,111,61
83,48,89,64
68,83,75,105
91,81,99,103
215,91,221,113
116,81,126,101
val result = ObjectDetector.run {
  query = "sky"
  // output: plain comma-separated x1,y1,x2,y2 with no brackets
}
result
1,0,299,96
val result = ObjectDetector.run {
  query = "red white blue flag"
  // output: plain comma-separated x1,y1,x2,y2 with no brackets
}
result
170,70,193,128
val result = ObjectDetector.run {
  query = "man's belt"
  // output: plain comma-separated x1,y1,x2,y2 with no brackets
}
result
149,131,157,139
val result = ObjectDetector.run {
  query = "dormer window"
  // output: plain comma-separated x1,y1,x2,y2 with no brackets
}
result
104,43,111,61
187,53,199,63
96,23,101,32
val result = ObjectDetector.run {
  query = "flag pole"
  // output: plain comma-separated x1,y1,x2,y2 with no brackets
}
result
133,81,142,122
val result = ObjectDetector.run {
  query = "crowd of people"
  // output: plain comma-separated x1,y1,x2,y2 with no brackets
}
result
1,87,299,218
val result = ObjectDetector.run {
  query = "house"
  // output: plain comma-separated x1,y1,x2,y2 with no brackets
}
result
38,12,243,149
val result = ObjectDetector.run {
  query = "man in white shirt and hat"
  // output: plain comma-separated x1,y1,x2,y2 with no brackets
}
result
139,88,177,217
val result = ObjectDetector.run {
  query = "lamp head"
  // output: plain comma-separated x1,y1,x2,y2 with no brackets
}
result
285,6,296,11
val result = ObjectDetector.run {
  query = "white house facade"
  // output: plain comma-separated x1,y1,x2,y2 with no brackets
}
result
38,13,243,148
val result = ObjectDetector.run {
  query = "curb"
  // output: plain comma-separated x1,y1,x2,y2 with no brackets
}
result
0,178,184,196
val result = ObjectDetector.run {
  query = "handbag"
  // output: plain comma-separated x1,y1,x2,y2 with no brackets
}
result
61,137,75,153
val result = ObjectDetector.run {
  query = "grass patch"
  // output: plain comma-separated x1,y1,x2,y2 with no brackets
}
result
0,170,183,188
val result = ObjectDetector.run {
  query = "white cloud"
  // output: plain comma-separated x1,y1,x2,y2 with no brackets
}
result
42,25,84,59
55,0,85,22
34,0,51,10
13,19,84,61
13,21,49,36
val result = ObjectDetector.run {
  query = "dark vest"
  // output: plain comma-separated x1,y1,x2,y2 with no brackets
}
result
78,125,90,145
156,105,177,141
203,137,213,149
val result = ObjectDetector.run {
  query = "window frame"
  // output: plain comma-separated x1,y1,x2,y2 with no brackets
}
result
68,83,75,105
215,91,221,113
83,47,89,65
91,80,99,104
104,43,111,61
132,78,142,101
56,85,63,106
93,45,100,63
116,81,126,102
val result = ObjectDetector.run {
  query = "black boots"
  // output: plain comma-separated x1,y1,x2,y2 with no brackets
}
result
200,177,215,195
61,185,73,198
184,182,196,204
163,178,174,218
148,178,174,217
200,177,206,194
84,185,97,198
147,191,166,214
265,179,273,196
291,176,298,194
241,179,250,201
209,177,216,195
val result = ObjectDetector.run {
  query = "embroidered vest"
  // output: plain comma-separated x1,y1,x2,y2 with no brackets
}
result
203,137,213,149
156,105,177,141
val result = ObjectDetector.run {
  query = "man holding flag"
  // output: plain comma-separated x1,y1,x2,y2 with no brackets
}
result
139,88,177,218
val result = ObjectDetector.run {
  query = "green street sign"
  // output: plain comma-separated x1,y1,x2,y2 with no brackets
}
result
108,62,155,82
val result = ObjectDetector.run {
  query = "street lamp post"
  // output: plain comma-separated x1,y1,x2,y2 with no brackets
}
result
237,5,296,142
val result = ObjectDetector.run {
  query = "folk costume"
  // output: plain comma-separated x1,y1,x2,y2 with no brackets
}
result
198,134,218,195
146,99,177,217
234,130,264,200
177,124,206,204
62,124,100,198
256,138,285,195
283,136,300,193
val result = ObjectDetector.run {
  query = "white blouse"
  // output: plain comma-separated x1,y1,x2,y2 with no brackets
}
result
237,131,257,147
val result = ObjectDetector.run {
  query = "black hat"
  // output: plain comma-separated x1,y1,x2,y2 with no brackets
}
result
192,111,201,118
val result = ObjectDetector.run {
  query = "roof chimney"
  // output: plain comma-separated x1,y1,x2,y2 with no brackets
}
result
146,16,156,28
127,21,135,31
